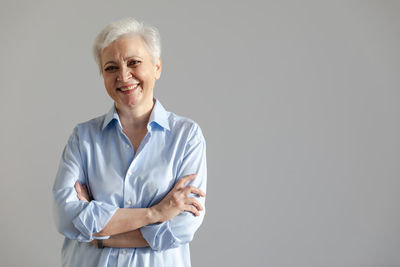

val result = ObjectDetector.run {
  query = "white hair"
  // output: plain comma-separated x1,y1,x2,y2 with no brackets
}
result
93,18,161,73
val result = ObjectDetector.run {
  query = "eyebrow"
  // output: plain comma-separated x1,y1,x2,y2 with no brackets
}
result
103,56,144,67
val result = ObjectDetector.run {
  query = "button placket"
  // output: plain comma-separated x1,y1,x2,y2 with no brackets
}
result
124,158,137,208
125,169,132,207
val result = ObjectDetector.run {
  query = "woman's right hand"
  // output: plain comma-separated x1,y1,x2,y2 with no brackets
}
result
150,174,206,223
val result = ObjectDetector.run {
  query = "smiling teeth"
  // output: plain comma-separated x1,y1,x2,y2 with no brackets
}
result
120,84,138,91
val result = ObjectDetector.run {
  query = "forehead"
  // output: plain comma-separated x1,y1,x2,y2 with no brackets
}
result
101,35,151,63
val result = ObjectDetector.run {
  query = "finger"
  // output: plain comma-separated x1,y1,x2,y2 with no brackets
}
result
185,197,203,211
81,184,91,199
74,181,82,194
183,185,205,197
82,184,89,194
74,182,89,202
185,204,200,217
175,174,196,189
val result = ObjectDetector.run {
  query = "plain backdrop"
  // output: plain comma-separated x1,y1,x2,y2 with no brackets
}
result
0,0,399,266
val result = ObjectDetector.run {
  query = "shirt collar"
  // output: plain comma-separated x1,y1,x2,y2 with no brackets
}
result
102,99,170,131
148,99,170,131
102,104,120,130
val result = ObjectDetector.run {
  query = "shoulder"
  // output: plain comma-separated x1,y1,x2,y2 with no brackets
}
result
166,111,205,143
71,113,107,140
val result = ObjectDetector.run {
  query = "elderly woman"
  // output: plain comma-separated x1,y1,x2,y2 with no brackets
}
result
53,18,206,267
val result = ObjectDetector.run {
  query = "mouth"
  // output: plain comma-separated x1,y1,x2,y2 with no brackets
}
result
117,83,140,94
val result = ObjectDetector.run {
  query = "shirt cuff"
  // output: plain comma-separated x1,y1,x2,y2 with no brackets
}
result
140,222,177,251
72,200,118,241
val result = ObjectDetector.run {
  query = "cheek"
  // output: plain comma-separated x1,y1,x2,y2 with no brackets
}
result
138,71,155,86
103,76,115,90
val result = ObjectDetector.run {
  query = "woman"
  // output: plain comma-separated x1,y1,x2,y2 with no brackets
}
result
53,18,207,267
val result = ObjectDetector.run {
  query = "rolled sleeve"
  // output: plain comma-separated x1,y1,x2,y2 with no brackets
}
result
141,124,207,251
53,127,118,242
141,222,177,251
72,200,118,241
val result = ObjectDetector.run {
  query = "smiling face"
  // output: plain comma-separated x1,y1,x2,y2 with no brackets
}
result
101,35,162,113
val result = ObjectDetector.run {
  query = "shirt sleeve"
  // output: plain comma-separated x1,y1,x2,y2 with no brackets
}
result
52,127,119,242
140,124,207,251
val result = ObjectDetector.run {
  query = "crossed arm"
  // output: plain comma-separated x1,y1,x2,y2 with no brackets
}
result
54,124,207,250
74,175,205,248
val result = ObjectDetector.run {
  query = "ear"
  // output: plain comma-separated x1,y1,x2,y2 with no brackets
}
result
154,57,162,80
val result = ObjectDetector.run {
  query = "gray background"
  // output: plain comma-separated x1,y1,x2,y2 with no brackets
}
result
0,0,399,266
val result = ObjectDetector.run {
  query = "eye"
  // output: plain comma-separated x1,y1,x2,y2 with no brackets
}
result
104,65,118,72
128,60,141,67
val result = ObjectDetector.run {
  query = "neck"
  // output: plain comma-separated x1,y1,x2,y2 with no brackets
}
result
116,99,154,129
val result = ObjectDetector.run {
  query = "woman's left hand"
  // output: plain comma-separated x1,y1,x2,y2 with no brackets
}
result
75,181,91,202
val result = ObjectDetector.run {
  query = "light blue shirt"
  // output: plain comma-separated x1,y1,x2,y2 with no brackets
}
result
53,99,207,267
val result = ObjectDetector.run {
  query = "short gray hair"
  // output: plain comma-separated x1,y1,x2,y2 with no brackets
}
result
93,18,161,72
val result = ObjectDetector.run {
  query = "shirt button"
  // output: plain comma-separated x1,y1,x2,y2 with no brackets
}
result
127,171,132,176
126,144,130,148
126,200,132,205
122,249,126,254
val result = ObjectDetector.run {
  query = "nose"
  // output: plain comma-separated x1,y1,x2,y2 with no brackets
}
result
117,66,132,82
